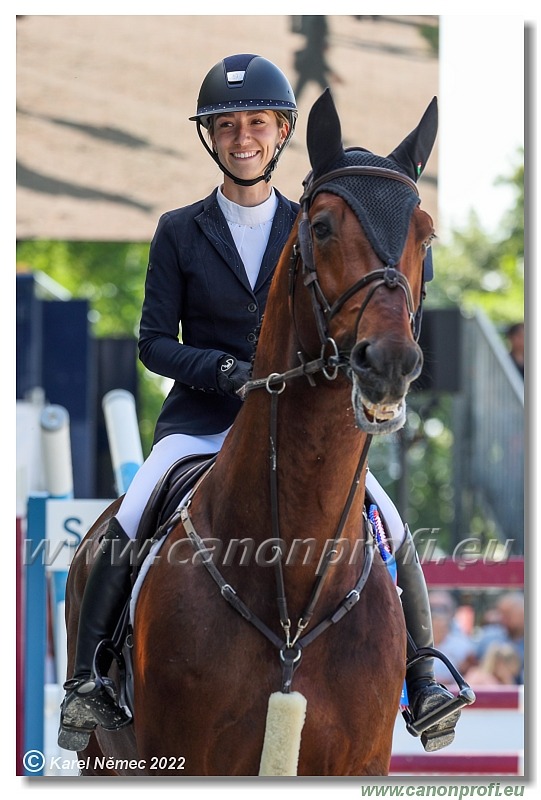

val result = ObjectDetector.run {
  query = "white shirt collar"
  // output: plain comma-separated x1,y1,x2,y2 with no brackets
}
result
217,186,278,226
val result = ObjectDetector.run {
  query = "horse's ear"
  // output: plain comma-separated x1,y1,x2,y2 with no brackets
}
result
387,96,438,182
307,88,345,178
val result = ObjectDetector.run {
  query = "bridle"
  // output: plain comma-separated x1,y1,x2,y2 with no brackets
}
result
295,163,422,355
181,162,427,692
240,161,425,399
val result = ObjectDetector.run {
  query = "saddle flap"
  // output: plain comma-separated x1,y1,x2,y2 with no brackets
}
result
134,452,217,546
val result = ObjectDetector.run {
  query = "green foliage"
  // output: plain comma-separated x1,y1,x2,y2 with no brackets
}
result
369,393,456,552
419,23,439,56
428,152,524,324
16,240,148,337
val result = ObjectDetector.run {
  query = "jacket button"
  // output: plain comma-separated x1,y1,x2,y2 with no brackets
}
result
247,332,257,343
247,302,257,313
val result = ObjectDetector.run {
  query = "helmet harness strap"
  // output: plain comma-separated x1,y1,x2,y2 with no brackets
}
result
195,118,296,187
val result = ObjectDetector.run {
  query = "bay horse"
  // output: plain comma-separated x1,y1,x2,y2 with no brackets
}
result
64,89,439,776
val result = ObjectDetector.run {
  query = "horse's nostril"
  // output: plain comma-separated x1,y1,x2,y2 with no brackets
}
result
351,339,423,383
350,340,372,374
402,346,423,377
411,345,424,378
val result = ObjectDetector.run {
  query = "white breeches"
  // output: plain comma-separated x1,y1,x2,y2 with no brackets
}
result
366,469,407,552
116,430,230,539
116,432,406,550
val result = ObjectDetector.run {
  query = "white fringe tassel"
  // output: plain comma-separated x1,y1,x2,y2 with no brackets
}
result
258,691,307,776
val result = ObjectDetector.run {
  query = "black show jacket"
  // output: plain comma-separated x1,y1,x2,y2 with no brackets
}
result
138,187,300,444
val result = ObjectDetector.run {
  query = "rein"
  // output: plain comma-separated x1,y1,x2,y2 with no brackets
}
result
267,389,374,651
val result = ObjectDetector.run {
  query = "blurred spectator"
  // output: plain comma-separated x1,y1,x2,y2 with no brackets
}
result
292,16,343,103
505,321,524,378
464,641,522,688
429,590,476,685
473,592,524,683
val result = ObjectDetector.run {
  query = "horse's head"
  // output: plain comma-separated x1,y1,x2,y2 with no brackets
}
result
295,89,438,434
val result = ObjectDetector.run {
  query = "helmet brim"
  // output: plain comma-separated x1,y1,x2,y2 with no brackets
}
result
190,101,297,129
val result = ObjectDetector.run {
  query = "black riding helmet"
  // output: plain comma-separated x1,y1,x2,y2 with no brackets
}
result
189,54,298,186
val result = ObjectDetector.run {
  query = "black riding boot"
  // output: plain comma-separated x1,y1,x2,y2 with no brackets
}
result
58,518,133,751
395,527,461,752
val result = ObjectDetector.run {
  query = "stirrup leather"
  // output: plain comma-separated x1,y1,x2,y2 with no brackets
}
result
88,637,133,727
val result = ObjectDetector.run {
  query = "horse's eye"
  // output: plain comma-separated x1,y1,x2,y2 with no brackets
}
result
312,221,330,240
422,232,436,252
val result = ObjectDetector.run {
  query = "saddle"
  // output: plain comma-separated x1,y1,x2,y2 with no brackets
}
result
94,452,217,715
133,452,218,557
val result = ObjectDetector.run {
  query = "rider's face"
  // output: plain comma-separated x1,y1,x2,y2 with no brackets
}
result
211,110,288,182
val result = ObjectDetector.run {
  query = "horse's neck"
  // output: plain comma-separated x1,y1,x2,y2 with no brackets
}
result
198,379,368,615
216,271,367,526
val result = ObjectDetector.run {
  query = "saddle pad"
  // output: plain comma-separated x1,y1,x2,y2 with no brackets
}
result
129,535,169,625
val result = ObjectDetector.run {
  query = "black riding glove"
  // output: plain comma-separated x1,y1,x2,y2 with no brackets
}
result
216,355,251,397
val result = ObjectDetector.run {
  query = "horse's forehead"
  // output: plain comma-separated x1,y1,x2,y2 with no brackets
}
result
312,151,421,267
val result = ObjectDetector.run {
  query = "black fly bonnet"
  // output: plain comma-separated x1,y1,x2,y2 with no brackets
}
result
310,148,423,270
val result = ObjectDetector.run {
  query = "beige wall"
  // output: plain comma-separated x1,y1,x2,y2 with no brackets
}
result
16,15,439,241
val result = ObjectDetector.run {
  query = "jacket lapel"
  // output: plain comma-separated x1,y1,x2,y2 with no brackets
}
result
195,189,299,295
254,192,298,293
195,191,252,292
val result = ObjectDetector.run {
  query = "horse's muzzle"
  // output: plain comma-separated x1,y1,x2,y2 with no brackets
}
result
349,338,423,434
350,338,423,400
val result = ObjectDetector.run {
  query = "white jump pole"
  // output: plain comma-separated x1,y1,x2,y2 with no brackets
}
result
102,389,144,496
40,404,74,688
40,404,73,500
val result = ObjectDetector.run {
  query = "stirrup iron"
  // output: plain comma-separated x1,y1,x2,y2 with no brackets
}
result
402,645,476,738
